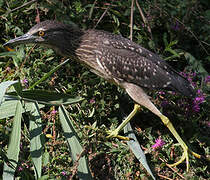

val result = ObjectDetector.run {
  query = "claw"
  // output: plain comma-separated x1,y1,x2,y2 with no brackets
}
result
169,146,189,171
168,146,202,172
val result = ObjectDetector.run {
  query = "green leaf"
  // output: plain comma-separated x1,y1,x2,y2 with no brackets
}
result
59,105,92,180
88,1,96,19
0,98,45,119
163,32,168,47
42,151,50,167
0,80,18,105
184,52,196,64
29,102,43,179
166,48,180,58
7,89,84,106
29,58,70,89
184,52,208,76
0,99,18,119
38,175,49,180
112,14,120,27
13,80,23,96
168,40,178,47
164,52,184,61
3,101,22,180
0,51,17,57
148,40,155,50
124,123,156,180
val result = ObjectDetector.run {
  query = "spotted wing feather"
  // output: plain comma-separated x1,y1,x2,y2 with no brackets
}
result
93,30,195,97
98,46,172,89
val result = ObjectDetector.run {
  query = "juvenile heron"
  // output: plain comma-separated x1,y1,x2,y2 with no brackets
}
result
4,20,201,171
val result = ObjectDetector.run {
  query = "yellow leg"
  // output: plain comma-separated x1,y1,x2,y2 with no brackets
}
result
160,115,201,171
121,83,202,171
106,97,201,171
106,104,140,140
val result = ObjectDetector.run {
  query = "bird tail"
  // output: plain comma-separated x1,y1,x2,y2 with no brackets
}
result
168,73,196,98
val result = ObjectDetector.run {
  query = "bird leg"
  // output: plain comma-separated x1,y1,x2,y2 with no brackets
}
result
106,104,141,140
159,115,201,171
120,82,202,171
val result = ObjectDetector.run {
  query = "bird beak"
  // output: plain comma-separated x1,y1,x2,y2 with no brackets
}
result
3,33,36,48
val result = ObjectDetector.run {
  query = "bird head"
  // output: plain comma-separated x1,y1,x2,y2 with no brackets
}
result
4,20,82,56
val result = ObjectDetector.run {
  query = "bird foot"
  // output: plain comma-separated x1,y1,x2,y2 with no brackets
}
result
85,124,130,140
168,145,201,171
106,129,130,141
169,146,189,170
159,115,202,171
106,104,141,141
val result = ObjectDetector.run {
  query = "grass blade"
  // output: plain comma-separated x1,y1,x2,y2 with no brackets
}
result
124,123,156,180
0,80,18,105
7,89,83,106
29,102,43,179
3,101,22,180
29,58,70,89
59,105,92,180
0,98,45,119
0,99,18,119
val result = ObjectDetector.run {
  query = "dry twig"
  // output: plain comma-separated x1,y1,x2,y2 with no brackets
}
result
129,0,135,41
135,0,153,40
159,157,187,179
94,3,110,29
7,0,37,13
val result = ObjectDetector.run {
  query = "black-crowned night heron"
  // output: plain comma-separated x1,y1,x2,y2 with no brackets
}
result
4,20,201,171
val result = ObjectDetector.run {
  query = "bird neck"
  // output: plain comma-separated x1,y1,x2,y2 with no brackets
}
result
54,26,85,58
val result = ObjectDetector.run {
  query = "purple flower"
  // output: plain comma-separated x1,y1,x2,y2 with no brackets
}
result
6,67,11,71
158,91,165,95
192,72,196,77
51,110,57,115
90,98,95,104
21,78,29,89
61,171,67,176
194,90,205,104
18,166,23,171
197,89,201,94
22,79,28,83
191,82,197,87
179,72,186,77
21,78,28,86
194,96,205,104
187,77,192,82
192,104,200,112
192,90,205,112
171,21,180,31
152,138,165,150
179,72,196,84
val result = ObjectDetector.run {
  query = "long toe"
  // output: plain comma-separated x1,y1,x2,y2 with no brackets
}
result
106,130,130,140
169,147,189,171
168,146,202,172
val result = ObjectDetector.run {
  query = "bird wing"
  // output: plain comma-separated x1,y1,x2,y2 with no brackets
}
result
95,35,174,90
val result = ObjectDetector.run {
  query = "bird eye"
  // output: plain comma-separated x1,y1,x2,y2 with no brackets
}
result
38,30,45,37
